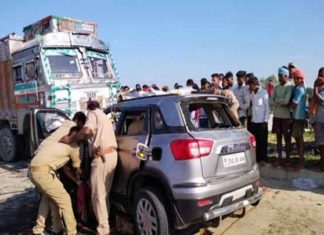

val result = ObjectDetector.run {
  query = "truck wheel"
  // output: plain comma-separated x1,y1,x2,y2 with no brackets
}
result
0,126,17,162
22,131,34,160
134,188,170,235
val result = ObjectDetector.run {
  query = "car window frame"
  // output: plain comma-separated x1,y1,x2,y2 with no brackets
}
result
116,107,150,137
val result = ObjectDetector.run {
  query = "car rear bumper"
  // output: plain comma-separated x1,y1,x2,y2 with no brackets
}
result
172,180,261,228
202,189,262,221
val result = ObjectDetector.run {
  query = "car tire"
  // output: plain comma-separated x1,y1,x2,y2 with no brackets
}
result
0,126,17,162
134,188,170,235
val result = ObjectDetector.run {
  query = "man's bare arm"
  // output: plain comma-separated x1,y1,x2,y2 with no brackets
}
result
60,127,93,144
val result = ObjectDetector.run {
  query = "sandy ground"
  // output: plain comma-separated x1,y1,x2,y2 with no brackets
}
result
0,161,38,234
0,161,323,235
206,177,324,235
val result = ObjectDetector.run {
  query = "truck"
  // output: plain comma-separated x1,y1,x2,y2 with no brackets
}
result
0,16,121,162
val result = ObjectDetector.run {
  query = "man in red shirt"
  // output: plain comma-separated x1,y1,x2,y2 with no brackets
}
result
267,78,274,97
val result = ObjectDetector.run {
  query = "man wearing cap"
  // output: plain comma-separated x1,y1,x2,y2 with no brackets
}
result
270,67,294,166
233,71,250,126
61,101,118,235
291,69,307,167
249,76,270,162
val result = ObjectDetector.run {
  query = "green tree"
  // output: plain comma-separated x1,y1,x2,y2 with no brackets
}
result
306,87,314,98
259,74,278,89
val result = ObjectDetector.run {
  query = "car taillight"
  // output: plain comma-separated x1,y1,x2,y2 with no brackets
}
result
197,198,213,207
250,135,256,148
170,139,213,160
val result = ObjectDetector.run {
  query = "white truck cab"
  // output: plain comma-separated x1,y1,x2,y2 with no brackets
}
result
0,16,121,161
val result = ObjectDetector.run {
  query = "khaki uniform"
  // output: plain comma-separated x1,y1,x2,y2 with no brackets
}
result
30,128,80,235
85,109,117,235
32,120,75,234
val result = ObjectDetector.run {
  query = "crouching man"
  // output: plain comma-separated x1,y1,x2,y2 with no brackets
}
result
29,127,82,235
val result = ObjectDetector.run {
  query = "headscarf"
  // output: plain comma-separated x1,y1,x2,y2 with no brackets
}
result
292,69,304,79
278,66,289,77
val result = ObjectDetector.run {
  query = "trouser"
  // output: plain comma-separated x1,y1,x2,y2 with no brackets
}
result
251,122,268,162
229,102,239,121
90,151,118,235
29,169,77,235
32,194,63,234
247,116,253,133
239,116,247,127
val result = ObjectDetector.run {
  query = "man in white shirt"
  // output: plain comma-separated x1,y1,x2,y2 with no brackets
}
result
233,71,250,126
250,76,270,162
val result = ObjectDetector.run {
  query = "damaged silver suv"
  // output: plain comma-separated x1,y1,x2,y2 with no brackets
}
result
106,93,261,235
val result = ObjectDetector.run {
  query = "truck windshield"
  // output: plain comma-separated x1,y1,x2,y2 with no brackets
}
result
89,57,109,78
48,55,80,74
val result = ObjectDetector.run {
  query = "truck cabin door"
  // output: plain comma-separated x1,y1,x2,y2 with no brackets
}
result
31,108,70,150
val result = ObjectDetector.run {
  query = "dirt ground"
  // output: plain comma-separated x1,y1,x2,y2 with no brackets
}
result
0,161,323,235
206,177,324,235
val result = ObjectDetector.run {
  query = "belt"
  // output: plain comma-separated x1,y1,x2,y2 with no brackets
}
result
93,147,117,159
29,165,54,172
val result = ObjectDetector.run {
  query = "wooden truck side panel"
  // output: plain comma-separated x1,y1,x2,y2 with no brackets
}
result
0,60,16,118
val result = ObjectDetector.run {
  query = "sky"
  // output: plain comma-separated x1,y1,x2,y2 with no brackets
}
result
1,0,324,87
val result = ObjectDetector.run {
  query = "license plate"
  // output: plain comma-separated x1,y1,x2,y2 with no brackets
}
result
222,152,246,167
86,91,97,99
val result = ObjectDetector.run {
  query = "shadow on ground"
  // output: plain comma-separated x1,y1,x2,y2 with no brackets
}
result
0,188,38,234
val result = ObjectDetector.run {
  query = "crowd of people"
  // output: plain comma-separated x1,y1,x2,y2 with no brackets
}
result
28,63,324,235
119,62,324,170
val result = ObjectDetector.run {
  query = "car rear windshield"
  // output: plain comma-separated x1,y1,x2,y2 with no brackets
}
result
181,98,238,131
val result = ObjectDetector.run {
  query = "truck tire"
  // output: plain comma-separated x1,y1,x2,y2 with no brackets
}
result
0,126,17,162
134,188,170,235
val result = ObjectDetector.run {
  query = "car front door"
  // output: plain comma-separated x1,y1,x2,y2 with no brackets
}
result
113,107,151,195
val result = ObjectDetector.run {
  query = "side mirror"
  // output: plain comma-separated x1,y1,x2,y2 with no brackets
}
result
136,143,151,161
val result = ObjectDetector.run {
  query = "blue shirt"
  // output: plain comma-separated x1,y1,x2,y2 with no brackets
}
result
292,86,307,120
